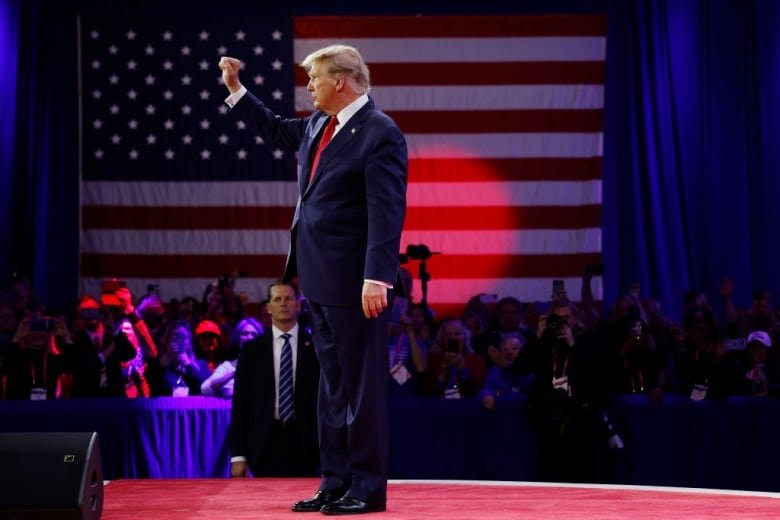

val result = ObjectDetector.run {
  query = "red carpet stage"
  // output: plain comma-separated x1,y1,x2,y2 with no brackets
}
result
102,478,780,519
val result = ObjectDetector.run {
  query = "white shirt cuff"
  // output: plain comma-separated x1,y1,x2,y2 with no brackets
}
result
231,456,247,463
365,279,393,289
224,85,247,108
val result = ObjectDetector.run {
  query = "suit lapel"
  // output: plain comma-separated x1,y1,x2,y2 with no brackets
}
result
302,99,374,198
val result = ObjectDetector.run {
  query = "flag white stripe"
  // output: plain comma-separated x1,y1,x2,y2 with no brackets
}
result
407,181,602,207
294,37,606,63
406,133,602,159
79,276,602,306
82,180,601,207
81,228,600,255
295,85,604,112
408,277,603,305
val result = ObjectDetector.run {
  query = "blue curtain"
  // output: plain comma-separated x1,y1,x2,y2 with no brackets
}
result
0,0,19,284
602,0,780,317
3,0,780,319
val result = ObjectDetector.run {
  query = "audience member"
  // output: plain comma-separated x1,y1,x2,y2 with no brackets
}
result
479,333,532,410
193,319,228,372
425,319,485,398
147,321,210,397
230,281,319,477
64,296,117,397
730,331,779,397
201,317,262,398
2,312,71,399
524,299,610,483
387,304,428,398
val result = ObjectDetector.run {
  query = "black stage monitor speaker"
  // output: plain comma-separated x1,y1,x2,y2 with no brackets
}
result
0,432,103,520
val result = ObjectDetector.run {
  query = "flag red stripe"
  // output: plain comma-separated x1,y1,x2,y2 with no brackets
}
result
295,62,605,87
80,253,601,279
294,15,607,38
293,110,604,134
82,205,601,231
408,158,602,182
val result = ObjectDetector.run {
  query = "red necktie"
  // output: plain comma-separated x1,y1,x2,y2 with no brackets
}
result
308,116,338,184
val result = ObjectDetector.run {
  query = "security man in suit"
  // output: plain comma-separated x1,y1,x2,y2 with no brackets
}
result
221,43,407,514
230,281,320,477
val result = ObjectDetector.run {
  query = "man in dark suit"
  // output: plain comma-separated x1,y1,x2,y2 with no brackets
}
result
220,44,407,514
230,281,320,477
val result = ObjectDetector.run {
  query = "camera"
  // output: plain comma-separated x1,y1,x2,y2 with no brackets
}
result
400,244,433,263
29,318,55,333
546,313,567,330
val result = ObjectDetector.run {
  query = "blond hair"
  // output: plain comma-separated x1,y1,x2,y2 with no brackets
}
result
301,44,371,94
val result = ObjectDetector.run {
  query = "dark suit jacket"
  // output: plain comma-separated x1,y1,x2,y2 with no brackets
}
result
233,93,408,306
229,327,319,474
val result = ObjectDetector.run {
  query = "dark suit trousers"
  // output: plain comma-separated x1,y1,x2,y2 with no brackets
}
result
307,299,390,503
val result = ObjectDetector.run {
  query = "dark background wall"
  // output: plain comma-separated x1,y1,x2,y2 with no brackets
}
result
2,0,779,320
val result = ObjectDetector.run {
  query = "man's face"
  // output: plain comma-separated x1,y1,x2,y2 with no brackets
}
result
268,285,299,325
501,337,522,364
307,61,339,114
497,304,522,331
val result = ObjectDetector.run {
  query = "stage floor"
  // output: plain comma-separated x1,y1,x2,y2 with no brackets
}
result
101,478,780,519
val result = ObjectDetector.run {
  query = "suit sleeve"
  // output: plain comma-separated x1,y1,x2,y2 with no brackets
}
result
231,91,309,151
230,343,253,458
363,123,408,283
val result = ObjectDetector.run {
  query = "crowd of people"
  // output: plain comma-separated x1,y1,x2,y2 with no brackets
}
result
1,270,779,480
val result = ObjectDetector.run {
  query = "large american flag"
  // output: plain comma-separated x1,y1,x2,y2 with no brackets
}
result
79,15,605,316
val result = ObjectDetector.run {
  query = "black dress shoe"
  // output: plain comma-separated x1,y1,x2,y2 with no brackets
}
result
320,497,386,515
291,490,344,512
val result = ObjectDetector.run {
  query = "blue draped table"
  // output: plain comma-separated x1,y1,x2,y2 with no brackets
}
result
1,395,779,491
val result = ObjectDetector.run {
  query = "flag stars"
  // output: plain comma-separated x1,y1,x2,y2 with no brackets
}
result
146,134,157,145
108,45,118,55
218,134,229,145
237,149,247,160
271,89,283,101
94,148,104,159
235,30,246,41
236,120,247,130
145,74,156,85
128,119,139,130
145,45,155,56
271,30,282,40
126,30,136,40
111,134,121,144
91,59,101,70
253,45,264,56
217,105,228,115
182,134,193,145
181,75,192,85
163,60,173,71
200,119,211,130
109,104,120,115
199,31,210,41
163,119,174,130
129,149,139,159
181,104,192,115
163,89,174,100
272,148,284,159
92,89,102,100
181,45,191,56
200,149,211,160
199,60,209,71
109,74,119,85
145,104,156,115
89,30,100,40
162,31,173,41
93,119,103,129
216,76,224,86
254,74,265,85
199,89,211,101
127,59,137,70
255,136,264,145
217,45,228,55
127,89,138,100
164,149,175,160
271,59,283,71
